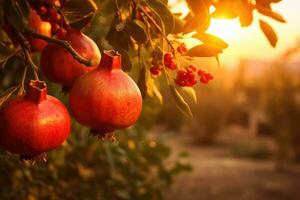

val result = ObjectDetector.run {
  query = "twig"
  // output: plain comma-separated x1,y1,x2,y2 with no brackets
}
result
115,0,122,21
138,5,175,54
18,65,27,95
15,31,39,80
24,29,98,66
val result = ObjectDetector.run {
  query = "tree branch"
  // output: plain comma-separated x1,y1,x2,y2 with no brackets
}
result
24,29,98,66
138,5,175,54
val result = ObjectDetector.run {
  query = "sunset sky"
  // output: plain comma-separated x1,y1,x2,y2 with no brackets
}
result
171,0,300,67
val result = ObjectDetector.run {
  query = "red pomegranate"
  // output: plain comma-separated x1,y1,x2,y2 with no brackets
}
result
0,80,71,159
27,9,51,52
40,28,101,88
69,50,142,139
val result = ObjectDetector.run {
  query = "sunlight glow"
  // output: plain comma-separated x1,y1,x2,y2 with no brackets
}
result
206,19,241,42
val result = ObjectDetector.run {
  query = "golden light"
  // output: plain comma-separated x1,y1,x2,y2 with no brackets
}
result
206,19,241,42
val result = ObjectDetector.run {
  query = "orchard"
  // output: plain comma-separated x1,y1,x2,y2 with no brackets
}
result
0,0,291,199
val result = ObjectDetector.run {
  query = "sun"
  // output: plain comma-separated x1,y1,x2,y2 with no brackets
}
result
206,18,241,42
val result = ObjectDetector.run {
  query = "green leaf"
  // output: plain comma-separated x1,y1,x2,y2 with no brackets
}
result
146,0,175,35
179,86,197,104
183,14,210,34
60,0,97,28
193,33,228,49
69,13,95,29
0,86,19,108
259,19,278,47
170,85,193,118
119,49,132,72
107,22,131,51
187,44,223,57
3,0,26,31
126,20,147,45
172,16,185,34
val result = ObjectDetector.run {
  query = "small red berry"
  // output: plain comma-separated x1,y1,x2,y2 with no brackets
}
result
164,52,173,64
188,64,197,72
48,7,58,22
38,6,47,16
205,73,214,80
166,60,177,70
176,79,186,87
150,65,161,76
187,79,197,86
200,76,209,84
177,43,188,54
56,28,67,39
197,69,205,76
175,68,196,87
51,23,60,34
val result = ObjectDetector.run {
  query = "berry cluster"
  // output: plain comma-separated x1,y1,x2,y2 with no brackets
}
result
198,69,214,84
30,0,67,39
150,64,163,76
177,43,188,54
175,65,197,87
164,52,177,70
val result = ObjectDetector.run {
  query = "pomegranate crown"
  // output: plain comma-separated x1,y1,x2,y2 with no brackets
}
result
26,80,47,103
99,50,122,70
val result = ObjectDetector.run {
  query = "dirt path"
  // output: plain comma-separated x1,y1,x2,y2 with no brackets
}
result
164,133,300,200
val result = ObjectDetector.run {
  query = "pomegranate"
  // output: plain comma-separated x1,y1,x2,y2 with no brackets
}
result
69,50,142,139
40,28,101,88
27,9,51,52
0,80,71,160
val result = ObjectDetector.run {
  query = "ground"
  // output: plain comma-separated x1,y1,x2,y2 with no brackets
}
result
163,128,300,200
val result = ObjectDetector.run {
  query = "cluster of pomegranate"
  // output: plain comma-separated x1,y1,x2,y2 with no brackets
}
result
0,0,143,160
0,50,142,161
0,2,210,162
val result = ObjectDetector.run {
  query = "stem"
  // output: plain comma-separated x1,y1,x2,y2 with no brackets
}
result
24,29,97,66
15,31,39,80
18,65,27,95
138,5,175,54
115,0,122,21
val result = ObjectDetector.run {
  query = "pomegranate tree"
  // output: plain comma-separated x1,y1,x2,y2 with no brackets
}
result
0,0,285,162
0,80,71,161
69,50,142,139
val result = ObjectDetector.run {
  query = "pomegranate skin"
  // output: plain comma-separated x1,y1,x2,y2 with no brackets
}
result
26,9,51,52
40,28,101,88
0,80,71,156
69,50,142,134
